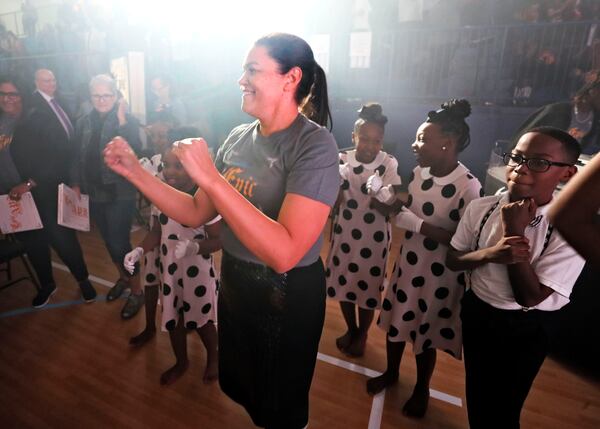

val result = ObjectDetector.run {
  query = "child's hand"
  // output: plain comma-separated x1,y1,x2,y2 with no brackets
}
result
124,247,144,274
501,198,537,236
394,207,424,233
174,239,200,259
366,171,383,194
487,236,530,264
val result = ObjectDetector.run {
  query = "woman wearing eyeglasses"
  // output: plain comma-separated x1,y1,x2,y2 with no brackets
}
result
0,76,25,196
73,74,145,320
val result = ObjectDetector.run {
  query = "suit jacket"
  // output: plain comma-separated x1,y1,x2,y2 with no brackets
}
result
10,91,77,203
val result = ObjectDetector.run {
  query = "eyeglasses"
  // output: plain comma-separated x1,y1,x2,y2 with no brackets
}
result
502,152,572,172
91,94,115,102
0,91,21,99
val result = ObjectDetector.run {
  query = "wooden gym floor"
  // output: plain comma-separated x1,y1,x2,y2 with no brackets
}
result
0,223,598,429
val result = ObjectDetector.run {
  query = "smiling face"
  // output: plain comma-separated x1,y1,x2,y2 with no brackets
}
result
411,122,451,169
353,121,384,163
0,82,22,117
238,45,291,121
161,148,194,191
506,132,577,205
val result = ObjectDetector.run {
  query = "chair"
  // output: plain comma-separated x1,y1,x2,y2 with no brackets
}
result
0,235,40,292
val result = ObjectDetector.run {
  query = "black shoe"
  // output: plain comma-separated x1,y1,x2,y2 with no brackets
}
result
121,292,144,320
79,280,97,303
107,279,128,302
32,284,57,308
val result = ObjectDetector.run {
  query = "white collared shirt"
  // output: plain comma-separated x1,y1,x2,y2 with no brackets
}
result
450,192,585,311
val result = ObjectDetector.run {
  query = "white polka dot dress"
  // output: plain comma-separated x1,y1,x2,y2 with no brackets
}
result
154,206,220,332
378,163,482,358
326,150,401,309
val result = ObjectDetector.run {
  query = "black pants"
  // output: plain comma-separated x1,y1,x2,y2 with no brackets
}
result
15,192,89,289
218,252,326,429
461,289,548,429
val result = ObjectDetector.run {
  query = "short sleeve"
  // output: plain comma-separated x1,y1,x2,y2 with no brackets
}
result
458,178,483,219
286,129,340,207
214,123,252,172
382,156,402,187
450,200,478,251
532,232,585,298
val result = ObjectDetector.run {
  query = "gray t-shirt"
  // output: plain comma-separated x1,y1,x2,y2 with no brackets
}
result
215,114,339,268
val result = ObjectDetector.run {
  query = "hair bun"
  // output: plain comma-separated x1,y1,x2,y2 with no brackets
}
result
440,99,471,120
358,102,388,125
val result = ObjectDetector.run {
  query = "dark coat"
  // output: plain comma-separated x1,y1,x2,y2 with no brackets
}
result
10,91,76,202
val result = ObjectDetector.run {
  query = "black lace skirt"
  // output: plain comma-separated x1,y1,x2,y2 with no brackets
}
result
218,252,326,429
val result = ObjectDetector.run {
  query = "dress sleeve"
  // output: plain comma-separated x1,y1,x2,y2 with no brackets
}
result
382,156,402,187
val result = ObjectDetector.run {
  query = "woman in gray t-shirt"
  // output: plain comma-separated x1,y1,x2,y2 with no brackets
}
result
104,33,339,429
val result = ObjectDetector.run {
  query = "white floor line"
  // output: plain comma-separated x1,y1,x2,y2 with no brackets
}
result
317,352,382,378
53,262,463,427
52,262,113,288
368,391,386,429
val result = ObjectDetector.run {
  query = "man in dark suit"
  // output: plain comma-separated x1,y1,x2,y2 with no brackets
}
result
9,68,96,308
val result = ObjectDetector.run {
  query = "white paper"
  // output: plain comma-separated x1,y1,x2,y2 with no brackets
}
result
57,184,90,232
350,32,372,69
0,192,43,233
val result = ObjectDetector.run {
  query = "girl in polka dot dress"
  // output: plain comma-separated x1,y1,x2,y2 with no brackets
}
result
367,99,482,417
124,129,221,385
326,103,402,357
128,150,165,348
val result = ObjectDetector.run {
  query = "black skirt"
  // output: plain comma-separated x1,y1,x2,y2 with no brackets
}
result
218,252,326,429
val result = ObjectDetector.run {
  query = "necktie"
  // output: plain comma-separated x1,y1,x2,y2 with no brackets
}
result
50,98,74,138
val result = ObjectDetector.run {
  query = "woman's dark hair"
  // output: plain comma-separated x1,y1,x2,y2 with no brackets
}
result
165,126,201,152
0,75,29,117
354,102,388,132
426,99,472,152
255,33,332,129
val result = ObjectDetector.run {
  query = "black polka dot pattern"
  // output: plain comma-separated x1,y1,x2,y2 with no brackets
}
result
411,276,425,287
406,251,418,265
423,237,438,251
441,184,456,198
421,178,433,191
325,155,401,310
422,202,434,216
363,213,375,224
156,211,217,333
351,229,362,240
373,166,481,358
431,263,445,276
